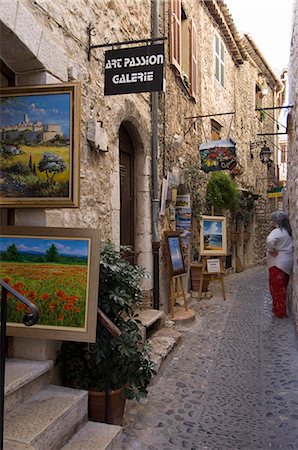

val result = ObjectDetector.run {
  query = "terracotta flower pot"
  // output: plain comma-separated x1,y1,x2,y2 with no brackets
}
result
88,388,126,425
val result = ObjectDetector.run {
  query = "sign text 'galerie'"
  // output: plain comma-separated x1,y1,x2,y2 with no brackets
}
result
104,44,164,95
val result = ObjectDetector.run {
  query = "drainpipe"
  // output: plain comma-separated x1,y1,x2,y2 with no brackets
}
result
151,0,160,309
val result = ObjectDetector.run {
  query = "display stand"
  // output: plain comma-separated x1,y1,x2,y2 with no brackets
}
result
198,257,226,301
168,274,188,319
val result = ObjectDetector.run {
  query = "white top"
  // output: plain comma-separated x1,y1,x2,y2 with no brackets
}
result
266,227,294,275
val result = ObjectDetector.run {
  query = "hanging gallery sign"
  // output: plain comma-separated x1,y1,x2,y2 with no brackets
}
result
199,139,237,173
104,44,164,95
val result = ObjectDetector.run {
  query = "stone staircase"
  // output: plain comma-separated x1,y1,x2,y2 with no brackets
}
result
3,309,181,449
3,359,122,449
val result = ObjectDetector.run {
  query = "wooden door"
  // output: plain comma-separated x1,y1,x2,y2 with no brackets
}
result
119,126,135,264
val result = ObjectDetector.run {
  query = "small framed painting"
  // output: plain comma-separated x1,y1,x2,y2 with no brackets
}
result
0,226,100,342
164,231,186,276
0,83,81,208
200,215,227,256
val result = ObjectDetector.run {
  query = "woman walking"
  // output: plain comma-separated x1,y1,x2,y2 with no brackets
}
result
266,211,294,318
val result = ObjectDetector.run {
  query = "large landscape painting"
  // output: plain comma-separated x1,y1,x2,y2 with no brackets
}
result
0,83,80,207
0,226,100,342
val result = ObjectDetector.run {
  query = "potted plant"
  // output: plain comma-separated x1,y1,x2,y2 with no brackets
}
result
57,241,156,425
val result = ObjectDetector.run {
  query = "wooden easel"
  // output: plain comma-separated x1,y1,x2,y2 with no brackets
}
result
168,274,188,318
198,256,226,301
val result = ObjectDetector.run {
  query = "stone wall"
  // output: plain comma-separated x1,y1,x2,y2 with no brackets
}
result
288,0,298,330
2,0,154,292
158,0,279,292
1,0,283,318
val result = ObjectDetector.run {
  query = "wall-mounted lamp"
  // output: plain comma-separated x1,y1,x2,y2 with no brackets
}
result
250,141,272,165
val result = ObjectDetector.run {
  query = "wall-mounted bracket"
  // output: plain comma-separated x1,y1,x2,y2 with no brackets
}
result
87,24,167,61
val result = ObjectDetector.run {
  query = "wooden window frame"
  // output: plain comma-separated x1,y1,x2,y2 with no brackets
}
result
170,0,181,71
189,19,197,98
214,33,225,87
281,143,287,163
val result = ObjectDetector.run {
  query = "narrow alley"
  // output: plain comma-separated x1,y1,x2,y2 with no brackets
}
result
122,267,298,450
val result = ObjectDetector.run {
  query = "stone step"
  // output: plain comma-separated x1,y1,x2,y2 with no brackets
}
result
135,309,166,340
62,421,122,450
4,358,53,413
149,327,181,371
4,384,87,450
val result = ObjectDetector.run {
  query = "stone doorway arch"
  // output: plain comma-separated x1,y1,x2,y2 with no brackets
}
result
111,117,153,304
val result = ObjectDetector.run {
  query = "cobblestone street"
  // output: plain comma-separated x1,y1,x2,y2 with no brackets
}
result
122,266,298,450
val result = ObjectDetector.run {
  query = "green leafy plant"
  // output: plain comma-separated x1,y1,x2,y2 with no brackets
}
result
58,241,156,400
206,172,240,214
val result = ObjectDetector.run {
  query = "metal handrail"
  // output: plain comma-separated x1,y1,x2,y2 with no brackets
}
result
0,279,39,450
97,308,122,423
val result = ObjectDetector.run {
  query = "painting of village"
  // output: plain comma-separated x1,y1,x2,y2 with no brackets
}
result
0,235,90,330
0,92,71,200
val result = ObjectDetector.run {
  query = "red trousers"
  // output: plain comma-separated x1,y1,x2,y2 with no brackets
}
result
269,266,290,318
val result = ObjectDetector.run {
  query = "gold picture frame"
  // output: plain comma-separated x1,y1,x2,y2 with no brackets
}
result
0,82,81,208
200,215,227,256
0,226,100,342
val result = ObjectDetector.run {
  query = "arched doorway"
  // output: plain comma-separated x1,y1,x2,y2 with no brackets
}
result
119,125,135,264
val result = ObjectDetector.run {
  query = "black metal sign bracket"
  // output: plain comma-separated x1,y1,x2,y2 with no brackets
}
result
87,24,167,61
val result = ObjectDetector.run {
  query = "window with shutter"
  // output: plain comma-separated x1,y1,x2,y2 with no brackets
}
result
214,33,225,87
190,20,197,98
281,144,287,163
211,119,222,140
170,0,181,71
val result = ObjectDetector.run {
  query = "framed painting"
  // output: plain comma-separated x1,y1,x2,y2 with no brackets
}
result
0,226,100,342
0,83,81,208
200,215,227,256
164,231,186,276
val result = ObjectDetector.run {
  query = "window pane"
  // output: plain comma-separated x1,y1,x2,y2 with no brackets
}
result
215,35,219,54
220,62,225,86
220,42,225,61
215,56,220,80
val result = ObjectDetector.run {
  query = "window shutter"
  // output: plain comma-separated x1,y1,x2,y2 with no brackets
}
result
214,33,225,87
190,20,197,98
170,0,181,71
220,41,225,86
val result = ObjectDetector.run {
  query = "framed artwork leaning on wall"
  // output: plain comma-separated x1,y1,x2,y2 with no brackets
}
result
0,226,100,342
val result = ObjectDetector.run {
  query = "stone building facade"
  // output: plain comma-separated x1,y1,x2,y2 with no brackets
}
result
1,0,154,360
0,0,283,348
288,0,298,330
158,0,282,304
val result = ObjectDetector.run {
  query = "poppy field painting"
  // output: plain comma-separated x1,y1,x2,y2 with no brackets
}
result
0,226,100,342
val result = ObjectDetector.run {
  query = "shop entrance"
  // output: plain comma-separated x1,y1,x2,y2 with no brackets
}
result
119,125,135,264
